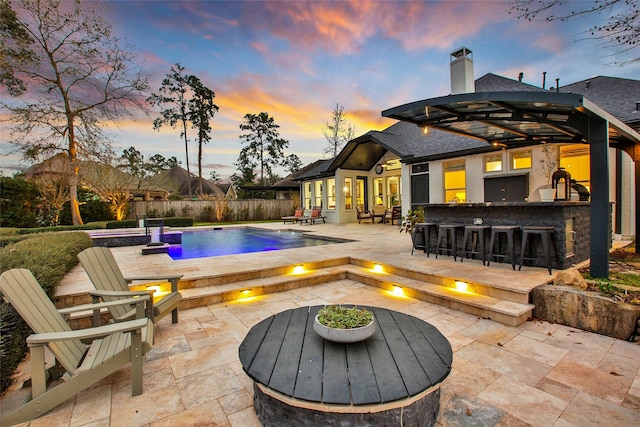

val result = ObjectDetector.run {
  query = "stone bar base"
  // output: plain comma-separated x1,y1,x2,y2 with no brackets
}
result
253,383,441,427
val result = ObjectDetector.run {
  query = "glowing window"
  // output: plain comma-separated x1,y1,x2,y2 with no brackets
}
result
511,150,532,170
484,154,502,172
444,160,466,203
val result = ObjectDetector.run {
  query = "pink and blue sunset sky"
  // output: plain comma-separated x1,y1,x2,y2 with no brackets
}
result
2,0,639,180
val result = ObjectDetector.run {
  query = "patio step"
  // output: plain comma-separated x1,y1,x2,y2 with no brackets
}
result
62,258,534,328
175,262,533,326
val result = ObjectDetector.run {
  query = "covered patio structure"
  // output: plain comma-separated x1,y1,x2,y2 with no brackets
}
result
383,91,640,278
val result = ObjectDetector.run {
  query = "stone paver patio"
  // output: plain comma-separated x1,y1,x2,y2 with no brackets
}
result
1,222,639,426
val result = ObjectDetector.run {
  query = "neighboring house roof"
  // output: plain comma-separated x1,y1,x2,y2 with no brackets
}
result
155,166,227,197
21,152,73,178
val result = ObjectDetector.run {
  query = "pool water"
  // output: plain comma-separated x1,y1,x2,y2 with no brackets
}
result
167,227,348,260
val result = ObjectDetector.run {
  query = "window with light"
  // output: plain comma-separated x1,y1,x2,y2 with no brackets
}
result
444,159,466,203
344,177,353,210
511,150,532,170
484,154,502,172
560,144,590,190
314,180,323,208
327,178,336,209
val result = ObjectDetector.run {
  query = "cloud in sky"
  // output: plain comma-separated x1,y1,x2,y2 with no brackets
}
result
2,0,639,179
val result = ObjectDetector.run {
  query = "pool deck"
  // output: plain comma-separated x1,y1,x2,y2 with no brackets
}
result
2,222,639,426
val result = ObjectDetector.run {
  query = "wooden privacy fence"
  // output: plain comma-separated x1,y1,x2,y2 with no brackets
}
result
129,199,298,222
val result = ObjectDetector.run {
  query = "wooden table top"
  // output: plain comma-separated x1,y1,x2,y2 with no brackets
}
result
238,305,453,406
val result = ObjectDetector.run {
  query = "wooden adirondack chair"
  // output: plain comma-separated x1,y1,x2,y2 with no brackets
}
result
0,269,154,425
78,247,183,325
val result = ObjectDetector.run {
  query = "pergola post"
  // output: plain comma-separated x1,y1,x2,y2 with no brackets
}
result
589,116,610,278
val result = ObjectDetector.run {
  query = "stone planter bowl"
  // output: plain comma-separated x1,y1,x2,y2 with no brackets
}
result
313,314,376,343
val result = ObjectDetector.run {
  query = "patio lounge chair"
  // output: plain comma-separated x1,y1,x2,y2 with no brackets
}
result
78,247,183,325
383,206,402,225
282,208,305,224
356,206,374,223
305,206,326,224
0,269,153,425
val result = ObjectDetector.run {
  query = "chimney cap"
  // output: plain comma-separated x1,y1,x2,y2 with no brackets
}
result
450,46,472,60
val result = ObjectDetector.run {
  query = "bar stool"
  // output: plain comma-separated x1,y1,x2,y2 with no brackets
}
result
487,225,520,270
436,224,464,261
519,226,557,275
460,225,491,265
412,222,438,256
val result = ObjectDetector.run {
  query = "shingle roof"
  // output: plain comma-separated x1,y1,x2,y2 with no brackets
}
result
559,76,640,126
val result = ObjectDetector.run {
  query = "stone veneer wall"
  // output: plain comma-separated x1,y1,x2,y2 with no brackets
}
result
420,203,604,270
253,383,441,427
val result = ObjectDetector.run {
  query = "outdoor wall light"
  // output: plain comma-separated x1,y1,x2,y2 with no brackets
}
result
293,264,305,274
455,280,468,292
392,285,404,296
372,263,383,273
241,289,252,296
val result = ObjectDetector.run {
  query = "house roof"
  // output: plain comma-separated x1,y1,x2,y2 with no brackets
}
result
154,166,227,197
382,90,640,151
298,73,640,174
559,76,640,126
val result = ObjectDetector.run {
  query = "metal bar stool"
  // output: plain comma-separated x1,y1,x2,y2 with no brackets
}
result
460,225,491,265
487,225,520,270
519,226,558,275
412,222,438,256
435,224,464,261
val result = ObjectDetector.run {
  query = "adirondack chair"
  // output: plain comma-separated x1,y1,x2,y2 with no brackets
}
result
78,247,183,325
0,269,154,425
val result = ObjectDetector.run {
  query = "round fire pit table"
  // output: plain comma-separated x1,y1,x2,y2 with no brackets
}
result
239,305,453,427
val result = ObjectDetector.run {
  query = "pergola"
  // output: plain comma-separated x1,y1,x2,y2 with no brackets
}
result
382,91,640,278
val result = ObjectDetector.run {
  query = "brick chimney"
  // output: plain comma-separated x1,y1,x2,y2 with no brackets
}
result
450,47,474,95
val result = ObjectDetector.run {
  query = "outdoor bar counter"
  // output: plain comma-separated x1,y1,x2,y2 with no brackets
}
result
419,202,605,270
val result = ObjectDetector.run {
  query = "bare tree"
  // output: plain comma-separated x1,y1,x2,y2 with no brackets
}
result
322,103,355,158
0,0,149,225
510,0,640,65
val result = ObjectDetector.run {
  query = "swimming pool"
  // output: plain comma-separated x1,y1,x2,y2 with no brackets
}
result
167,227,350,260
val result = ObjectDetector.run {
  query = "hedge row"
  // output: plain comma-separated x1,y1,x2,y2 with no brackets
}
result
0,232,93,393
106,217,194,229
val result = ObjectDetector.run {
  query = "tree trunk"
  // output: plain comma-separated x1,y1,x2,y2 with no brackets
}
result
69,159,84,225
67,119,84,225
182,120,192,200
198,137,203,196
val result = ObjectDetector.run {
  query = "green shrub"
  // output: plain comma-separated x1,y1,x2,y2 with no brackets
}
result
18,223,105,234
164,207,177,218
0,232,93,392
163,217,193,227
58,190,114,225
0,228,19,236
221,205,234,222
200,206,216,222
106,220,138,229
0,176,40,228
